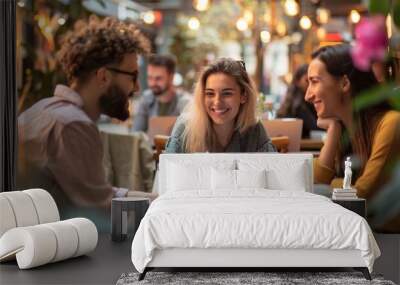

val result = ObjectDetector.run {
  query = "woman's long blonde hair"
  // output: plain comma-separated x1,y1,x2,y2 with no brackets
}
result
182,58,259,153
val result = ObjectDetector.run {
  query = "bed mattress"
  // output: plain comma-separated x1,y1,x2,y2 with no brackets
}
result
131,190,380,273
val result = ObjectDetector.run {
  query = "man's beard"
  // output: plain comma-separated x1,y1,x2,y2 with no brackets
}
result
99,84,132,121
150,84,169,96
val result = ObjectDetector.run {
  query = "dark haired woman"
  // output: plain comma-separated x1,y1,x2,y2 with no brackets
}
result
277,64,319,138
306,44,400,230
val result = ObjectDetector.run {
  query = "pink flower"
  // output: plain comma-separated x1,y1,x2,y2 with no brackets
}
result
351,16,388,71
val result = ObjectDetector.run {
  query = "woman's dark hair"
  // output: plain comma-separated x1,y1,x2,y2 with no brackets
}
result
293,63,309,83
312,44,391,176
311,44,378,95
277,63,308,116
277,64,318,138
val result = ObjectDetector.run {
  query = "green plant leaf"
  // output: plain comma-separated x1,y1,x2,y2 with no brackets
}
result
353,83,400,111
393,0,400,28
368,0,390,14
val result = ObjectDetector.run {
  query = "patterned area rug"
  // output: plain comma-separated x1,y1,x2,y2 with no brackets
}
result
116,271,395,285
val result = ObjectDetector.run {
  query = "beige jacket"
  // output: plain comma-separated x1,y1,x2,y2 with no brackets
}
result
17,85,113,209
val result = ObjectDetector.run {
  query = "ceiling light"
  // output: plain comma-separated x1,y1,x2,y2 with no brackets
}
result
193,0,209,12
300,15,312,30
276,21,287,36
284,0,299,16
263,11,271,24
386,14,392,38
236,17,248,31
349,10,361,24
316,8,330,24
291,32,302,44
188,17,200,30
260,30,271,43
142,11,155,24
57,17,66,26
317,27,326,40
244,10,254,25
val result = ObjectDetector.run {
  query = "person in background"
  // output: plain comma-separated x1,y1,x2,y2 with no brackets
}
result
165,58,276,153
17,17,154,230
132,54,191,132
277,64,319,138
306,44,400,232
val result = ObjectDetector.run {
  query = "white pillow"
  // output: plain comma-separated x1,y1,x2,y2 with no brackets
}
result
211,168,236,190
237,169,267,189
266,167,306,191
167,162,210,191
211,168,267,190
166,159,235,192
238,159,307,191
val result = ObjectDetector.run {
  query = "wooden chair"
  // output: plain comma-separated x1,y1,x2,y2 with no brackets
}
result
271,136,290,153
154,135,289,161
153,135,170,165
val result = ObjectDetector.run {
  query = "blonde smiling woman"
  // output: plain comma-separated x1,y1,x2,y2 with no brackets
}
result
165,58,276,153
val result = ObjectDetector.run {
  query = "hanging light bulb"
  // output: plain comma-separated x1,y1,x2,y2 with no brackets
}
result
188,17,200,30
260,30,271,43
193,0,210,12
349,10,361,24
276,21,287,36
299,15,312,30
57,17,66,26
386,14,392,38
291,32,302,44
236,17,248,31
317,27,326,40
263,10,271,24
284,0,299,16
316,8,330,24
142,11,155,24
243,9,254,25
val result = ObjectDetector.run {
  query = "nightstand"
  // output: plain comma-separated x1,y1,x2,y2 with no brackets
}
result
111,197,150,242
332,198,366,218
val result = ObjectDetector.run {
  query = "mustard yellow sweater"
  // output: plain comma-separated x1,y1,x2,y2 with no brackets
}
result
314,110,400,200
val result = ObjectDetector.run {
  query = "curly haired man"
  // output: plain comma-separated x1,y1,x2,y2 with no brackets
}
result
17,17,151,228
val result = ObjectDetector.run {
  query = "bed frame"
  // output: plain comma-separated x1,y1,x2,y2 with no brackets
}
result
138,248,371,280
141,154,372,281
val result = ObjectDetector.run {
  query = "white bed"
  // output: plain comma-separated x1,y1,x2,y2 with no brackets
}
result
131,153,380,280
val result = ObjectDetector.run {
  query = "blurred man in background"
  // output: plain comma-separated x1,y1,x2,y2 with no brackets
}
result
132,54,191,132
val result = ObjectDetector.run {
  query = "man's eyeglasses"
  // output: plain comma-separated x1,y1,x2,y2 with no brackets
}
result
106,67,138,84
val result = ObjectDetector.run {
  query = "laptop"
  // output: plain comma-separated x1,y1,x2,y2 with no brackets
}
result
262,118,303,152
147,116,177,143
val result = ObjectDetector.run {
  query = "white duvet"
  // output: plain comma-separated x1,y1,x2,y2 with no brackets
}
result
131,190,380,273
